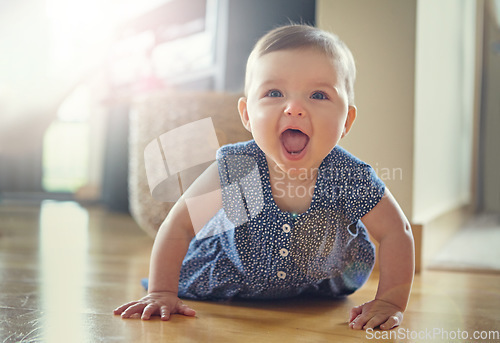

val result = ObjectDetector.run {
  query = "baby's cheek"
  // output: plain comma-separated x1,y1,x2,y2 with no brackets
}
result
317,128,342,149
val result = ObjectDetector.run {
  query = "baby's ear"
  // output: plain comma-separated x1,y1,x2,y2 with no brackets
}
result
238,97,252,132
341,105,357,138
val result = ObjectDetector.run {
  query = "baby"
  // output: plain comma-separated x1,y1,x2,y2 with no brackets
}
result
114,24,414,331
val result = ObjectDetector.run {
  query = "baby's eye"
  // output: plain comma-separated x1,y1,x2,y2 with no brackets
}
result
266,90,283,98
310,91,328,100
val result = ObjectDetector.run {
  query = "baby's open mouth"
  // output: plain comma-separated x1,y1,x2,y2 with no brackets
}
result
280,129,309,155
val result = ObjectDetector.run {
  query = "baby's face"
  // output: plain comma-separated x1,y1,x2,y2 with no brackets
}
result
239,48,356,176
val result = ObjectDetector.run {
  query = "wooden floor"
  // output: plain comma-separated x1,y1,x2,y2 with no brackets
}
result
1,200,499,342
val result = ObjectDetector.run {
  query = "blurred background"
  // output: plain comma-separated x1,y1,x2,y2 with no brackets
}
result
0,0,316,211
0,0,499,238
1,3,499,340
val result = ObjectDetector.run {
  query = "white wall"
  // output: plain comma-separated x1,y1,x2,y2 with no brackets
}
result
480,0,500,212
412,0,476,222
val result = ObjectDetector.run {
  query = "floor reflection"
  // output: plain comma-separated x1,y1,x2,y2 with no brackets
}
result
38,200,89,342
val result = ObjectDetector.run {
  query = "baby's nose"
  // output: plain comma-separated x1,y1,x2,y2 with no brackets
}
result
284,100,306,117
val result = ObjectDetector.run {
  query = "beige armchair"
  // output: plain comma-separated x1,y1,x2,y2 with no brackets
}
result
128,91,252,238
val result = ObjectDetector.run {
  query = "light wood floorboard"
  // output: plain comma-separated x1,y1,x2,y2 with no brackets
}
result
1,200,499,342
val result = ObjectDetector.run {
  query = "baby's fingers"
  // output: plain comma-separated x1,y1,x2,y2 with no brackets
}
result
362,314,389,330
379,314,402,330
177,303,196,317
120,303,148,319
349,314,368,330
361,312,403,331
349,305,363,323
142,303,161,320
113,302,138,315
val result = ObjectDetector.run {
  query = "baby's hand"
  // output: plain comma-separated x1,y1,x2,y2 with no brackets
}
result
113,291,196,321
349,299,403,330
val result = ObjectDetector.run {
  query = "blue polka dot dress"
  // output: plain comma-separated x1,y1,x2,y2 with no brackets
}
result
177,140,385,300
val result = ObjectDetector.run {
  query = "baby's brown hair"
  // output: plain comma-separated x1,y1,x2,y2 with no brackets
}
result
244,24,356,105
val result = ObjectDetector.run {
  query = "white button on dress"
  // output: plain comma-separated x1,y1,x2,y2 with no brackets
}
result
279,248,289,257
277,271,287,279
282,224,291,233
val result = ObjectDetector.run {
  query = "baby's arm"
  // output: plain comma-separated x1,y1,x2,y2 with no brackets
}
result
114,162,222,320
349,188,414,330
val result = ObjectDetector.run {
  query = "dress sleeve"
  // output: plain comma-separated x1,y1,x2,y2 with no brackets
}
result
332,148,385,223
